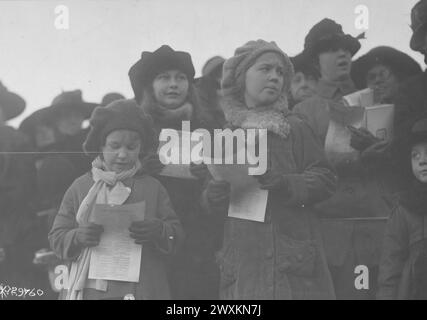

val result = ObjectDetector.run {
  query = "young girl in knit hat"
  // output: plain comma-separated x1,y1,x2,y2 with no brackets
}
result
204,39,337,299
48,99,184,300
378,117,427,299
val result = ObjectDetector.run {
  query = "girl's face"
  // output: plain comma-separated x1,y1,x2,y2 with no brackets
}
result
318,48,352,82
366,64,399,104
411,142,427,183
290,71,318,103
244,52,285,108
102,130,141,173
152,69,189,109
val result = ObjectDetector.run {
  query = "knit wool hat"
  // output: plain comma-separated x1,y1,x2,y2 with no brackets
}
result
83,99,157,157
221,40,294,98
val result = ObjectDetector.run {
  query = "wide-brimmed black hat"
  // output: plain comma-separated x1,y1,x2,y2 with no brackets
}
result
128,45,195,104
0,81,26,121
20,90,97,136
410,0,427,52
351,46,422,89
290,52,320,78
304,18,362,59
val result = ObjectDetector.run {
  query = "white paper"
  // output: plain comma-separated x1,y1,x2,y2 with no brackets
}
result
324,105,365,166
207,135,268,223
88,201,145,283
365,104,394,141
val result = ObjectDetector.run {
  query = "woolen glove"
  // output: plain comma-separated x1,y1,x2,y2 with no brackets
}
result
360,140,390,163
129,218,164,245
348,126,380,152
140,153,165,175
189,162,209,180
74,223,104,248
255,170,289,191
206,180,231,205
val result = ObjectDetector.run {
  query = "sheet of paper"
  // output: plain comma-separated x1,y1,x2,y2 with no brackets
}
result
88,201,145,283
157,129,200,179
365,104,394,141
324,105,365,166
343,88,374,108
207,134,268,223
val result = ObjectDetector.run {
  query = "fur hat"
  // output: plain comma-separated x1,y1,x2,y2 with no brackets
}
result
0,81,26,121
83,99,157,157
351,46,422,89
221,40,294,139
303,18,362,59
128,45,195,104
290,52,320,78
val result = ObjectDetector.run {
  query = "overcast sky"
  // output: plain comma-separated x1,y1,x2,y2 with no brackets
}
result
0,0,421,127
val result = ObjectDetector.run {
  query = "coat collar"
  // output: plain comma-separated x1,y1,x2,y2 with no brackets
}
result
316,77,356,100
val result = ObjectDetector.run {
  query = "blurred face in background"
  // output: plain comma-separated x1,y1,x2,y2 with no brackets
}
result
366,64,399,104
56,113,85,136
244,52,285,108
35,125,56,148
318,47,352,82
290,71,318,103
412,142,427,183
102,129,141,173
152,69,189,109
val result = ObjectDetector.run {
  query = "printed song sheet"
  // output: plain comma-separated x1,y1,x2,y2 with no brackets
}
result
207,136,268,223
88,201,145,283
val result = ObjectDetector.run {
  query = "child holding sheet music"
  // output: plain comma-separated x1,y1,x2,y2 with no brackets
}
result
48,99,184,300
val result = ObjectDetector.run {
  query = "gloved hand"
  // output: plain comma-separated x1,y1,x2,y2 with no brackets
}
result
360,140,390,163
74,223,104,248
140,153,165,176
205,180,231,205
255,170,289,191
348,126,380,152
129,218,164,245
189,162,209,180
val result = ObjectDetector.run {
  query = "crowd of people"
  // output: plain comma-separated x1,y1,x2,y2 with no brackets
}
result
2,0,427,300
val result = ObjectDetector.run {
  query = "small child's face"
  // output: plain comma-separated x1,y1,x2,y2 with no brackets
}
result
411,142,427,183
102,130,141,173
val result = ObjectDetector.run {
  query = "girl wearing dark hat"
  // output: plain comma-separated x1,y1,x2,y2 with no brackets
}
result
351,46,422,104
378,117,427,299
294,19,392,299
128,45,220,299
204,39,337,299
48,99,184,300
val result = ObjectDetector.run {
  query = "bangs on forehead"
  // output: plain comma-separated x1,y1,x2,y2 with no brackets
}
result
106,129,142,141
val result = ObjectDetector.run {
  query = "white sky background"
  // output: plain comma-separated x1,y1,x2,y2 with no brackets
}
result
0,0,422,127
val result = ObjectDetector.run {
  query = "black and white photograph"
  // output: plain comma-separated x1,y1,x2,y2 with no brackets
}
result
1,0,427,307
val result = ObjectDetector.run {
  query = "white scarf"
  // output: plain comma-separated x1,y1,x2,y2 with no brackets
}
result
65,157,141,300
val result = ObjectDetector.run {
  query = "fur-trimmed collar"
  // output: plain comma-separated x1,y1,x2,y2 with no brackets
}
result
220,96,291,139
